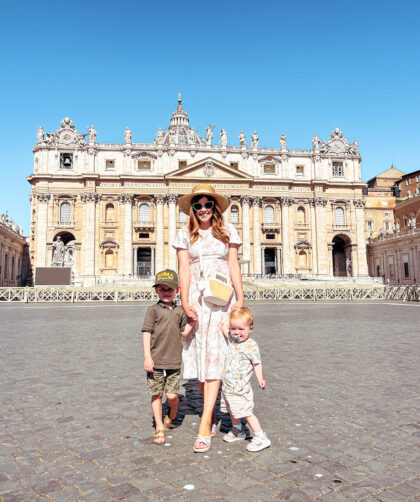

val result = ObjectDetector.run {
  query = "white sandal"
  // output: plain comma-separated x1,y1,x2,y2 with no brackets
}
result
194,435,211,453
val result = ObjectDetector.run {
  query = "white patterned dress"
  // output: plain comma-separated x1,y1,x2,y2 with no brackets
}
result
173,223,242,381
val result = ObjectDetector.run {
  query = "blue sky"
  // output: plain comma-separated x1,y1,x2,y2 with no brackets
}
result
1,0,419,233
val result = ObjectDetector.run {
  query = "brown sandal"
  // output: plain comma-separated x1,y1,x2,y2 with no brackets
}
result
153,429,165,445
163,415,176,429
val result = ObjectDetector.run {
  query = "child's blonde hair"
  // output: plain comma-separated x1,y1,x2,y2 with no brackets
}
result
230,307,253,327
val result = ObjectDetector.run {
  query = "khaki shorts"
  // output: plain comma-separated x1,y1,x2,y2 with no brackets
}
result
220,388,254,419
147,369,181,396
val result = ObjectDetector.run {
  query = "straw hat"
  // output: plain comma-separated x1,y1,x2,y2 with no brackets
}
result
178,183,229,215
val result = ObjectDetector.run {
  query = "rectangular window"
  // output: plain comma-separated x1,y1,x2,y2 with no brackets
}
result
137,161,151,170
384,221,390,231
404,262,409,278
266,234,275,240
139,233,149,239
263,164,276,174
405,179,409,186
384,212,390,217
106,160,115,170
367,221,373,231
332,162,343,177
296,165,304,176
230,162,239,169
407,190,411,197
178,160,187,168
60,153,73,169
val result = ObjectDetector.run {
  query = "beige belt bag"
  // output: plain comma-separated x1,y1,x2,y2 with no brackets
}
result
198,239,233,306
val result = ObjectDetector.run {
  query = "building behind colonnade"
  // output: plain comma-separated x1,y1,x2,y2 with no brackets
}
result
28,98,369,285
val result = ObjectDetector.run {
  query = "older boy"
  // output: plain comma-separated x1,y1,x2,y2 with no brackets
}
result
142,269,195,444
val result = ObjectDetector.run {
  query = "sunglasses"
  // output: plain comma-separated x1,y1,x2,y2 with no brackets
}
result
192,201,214,211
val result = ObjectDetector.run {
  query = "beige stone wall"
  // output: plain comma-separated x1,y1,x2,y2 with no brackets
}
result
0,221,27,286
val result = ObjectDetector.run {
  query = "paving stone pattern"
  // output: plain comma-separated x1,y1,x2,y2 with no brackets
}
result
1,301,419,501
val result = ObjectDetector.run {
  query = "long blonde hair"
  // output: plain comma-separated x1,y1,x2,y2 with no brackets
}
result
188,195,229,245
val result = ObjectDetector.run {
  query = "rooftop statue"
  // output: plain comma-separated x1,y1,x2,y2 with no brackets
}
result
220,129,227,147
124,127,132,143
206,125,214,146
37,126,45,143
88,125,97,143
239,131,246,147
251,131,259,148
280,132,287,150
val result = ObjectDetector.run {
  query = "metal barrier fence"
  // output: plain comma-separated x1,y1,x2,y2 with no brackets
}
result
0,285,419,303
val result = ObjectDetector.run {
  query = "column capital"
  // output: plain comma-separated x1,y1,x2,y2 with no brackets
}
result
34,193,51,203
353,199,366,208
240,195,252,206
252,196,262,208
119,194,134,204
154,194,167,205
80,193,99,203
167,194,178,204
309,197,328,207
279,196,293,207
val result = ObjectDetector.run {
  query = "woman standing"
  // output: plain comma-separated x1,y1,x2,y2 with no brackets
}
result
174,184,244,452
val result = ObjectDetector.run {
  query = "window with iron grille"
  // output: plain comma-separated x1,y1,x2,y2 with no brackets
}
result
139,203,150,222
60,202,71,222
335,207,345,226
332,162,343,177
264,205,274,223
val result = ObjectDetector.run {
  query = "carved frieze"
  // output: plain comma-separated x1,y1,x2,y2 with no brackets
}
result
43,117,87,148
319,128,360,157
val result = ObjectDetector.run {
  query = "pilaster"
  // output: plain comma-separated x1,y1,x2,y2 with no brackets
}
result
252,197,262,274
280,197,293,274
168,194,178,270
240,196,251,266
35,193,50,268
121,194,134,275
154,194,166,273
80,193,98,280
354,199,369,276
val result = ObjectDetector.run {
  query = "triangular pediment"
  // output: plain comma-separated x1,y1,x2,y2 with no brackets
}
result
165,157,253,181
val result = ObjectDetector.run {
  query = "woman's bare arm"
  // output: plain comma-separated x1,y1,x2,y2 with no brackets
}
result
227,244,244,310
177,248,198,321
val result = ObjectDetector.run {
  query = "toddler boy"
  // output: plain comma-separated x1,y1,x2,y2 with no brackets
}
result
221,307,271,452
142,269,195,444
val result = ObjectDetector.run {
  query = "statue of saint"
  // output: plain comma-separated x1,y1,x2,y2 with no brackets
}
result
346,257,352,277
37,126,45,143
52,236,65,266
189,128,196,143
395,221,400,232
88,125,96,143
124,127,132,143
169,128,176,143
220,129,227,147
239,131,246,147
251,131,259,148
206,125,214,146
280,132,287,150
156,127,164,144
312,133,319,152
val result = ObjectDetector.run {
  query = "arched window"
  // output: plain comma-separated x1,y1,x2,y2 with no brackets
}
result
105,203,114,222
230,206,239,224
60,202,71,222
335,207,345,226
139,203,150,222
264,205,274,224
179,210,187,223
297,206,305,224
105,249,114,268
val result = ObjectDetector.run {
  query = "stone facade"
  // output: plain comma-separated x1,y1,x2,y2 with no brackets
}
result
28,99,369,285
367,195,420,284
0,214,29,286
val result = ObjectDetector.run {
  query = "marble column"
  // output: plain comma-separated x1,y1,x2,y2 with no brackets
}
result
354,199,369,276
122,194,133,275
35,193,50,268
309,200,318,275
155,195,166,273
252,197,262,274
168,194,178,270
81,193,97,281
313,198,329,276
280,197,292,274
240,196,251,267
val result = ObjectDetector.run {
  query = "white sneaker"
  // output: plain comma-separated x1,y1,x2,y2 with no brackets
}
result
246,432,271,452
223,428,246,442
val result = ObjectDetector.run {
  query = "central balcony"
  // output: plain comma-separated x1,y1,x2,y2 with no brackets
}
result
134,220,155,232
262,222,281,233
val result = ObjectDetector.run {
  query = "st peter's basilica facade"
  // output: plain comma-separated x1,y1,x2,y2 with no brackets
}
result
28,98,368,285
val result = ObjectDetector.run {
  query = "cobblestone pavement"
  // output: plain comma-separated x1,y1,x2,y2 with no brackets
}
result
1,301,419,502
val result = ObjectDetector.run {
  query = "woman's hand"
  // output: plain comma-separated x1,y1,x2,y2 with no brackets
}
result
183,303,199,322
230,298,244,311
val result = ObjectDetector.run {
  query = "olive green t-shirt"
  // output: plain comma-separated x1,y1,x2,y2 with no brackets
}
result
142,301,188,369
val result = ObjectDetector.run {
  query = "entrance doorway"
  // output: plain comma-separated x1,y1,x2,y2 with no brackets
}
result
136,248,153,277
332,235,350,277
263,248,278,275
